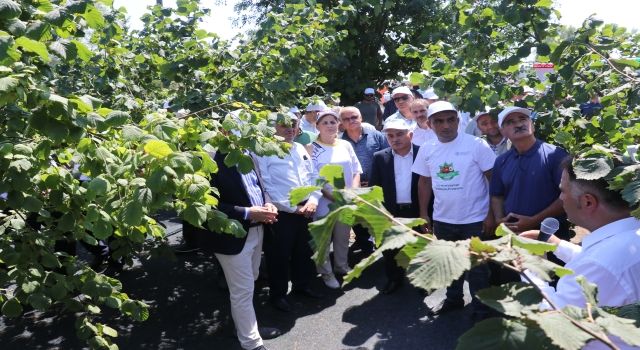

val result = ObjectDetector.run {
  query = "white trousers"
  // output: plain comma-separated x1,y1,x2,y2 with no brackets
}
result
317,221,351,275
215,226,264,350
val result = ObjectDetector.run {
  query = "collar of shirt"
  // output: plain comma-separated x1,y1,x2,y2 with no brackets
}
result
342,127,370,142
391,147,414,158
519,139,543,158
581,217,640,250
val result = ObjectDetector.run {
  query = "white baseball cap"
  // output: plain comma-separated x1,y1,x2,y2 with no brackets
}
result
316,110,339,122
427,101,457,118
364,88,375,94
305,100,328,112
391,86,413,98
382,118,411,131
422,88,439,100
498,106,532,127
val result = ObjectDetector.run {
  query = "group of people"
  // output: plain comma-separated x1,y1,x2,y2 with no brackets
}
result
186,84,640,350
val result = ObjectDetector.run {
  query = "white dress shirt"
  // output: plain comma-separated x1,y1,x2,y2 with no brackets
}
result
526,217,640,349
255,142,321,213
392,148,414,204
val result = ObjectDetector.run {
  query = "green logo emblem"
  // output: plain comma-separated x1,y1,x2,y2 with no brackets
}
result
437,162,459,180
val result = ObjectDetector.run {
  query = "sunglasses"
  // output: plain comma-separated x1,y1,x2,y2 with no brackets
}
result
393,95,410,102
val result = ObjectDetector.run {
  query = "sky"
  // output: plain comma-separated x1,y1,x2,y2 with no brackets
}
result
112,0,639,39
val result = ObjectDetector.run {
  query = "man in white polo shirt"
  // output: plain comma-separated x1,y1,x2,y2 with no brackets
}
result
412,101,496,317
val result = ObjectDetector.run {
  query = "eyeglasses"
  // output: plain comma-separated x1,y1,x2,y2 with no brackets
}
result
364,94,375,97
393,95,410,102
341,115,359,122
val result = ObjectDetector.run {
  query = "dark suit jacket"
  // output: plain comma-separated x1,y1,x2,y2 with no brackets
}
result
369,145,420,217
183,152,265,255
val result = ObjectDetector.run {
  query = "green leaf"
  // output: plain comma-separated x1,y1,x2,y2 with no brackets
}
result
15,36,50,62
595,309,640,347
476,282,543,317
395,238,428,269
289,186,321,206
407,239,471,291
511,235,557,255
575,276,598,307
101,325,118,338
0,76,18,91
87,177,110,198
308,207,353,265
120,201,143,226
1,298,23,318
183,202,208,227
622,180,640,206
319,164,345,189
104,111,130,127
610,58,640,69
27,292,51,311
470,236,497,254
573,155,613,180
531,312,594,350
82,6,105,29
134,187,153,206
344,227,417,284
70,39,93,61
0,0,21,20
495,223,514,237
144,140,173,159
534,0,553,8
457,318,550,350
23,196,43,212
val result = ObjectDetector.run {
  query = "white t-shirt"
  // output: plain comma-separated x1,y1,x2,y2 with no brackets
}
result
412,133,496,224
311,139,363,217
412,127,437,146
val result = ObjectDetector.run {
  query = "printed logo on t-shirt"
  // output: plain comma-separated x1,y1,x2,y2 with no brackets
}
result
437,162,460,180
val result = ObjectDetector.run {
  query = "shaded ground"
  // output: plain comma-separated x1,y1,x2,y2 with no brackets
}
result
0,217,478,350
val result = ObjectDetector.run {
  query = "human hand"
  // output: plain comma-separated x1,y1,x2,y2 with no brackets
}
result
502,213,537,232
296,202,317,218
248,205,278,224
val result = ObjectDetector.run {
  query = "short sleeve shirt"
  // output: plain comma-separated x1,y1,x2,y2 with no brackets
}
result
490,140,568,218
412,133,496,224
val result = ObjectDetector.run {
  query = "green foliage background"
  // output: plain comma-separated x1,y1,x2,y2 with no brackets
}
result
1,0,640,349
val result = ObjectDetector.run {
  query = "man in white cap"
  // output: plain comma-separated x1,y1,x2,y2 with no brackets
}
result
355,87,383,129
421,88,439,104
370,118,421,294
488,106,569,283
300,100,328,135
383,86,417,128
411,101,496,317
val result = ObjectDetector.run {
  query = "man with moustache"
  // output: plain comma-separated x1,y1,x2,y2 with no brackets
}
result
255,113,323,313
490,107,569,237
370,119,421,294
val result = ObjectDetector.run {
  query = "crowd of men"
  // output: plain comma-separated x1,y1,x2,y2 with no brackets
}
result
185,84,640,350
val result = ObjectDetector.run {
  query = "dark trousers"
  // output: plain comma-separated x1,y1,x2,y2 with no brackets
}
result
264,211,316,299
433,220,489,307
383,206,421,282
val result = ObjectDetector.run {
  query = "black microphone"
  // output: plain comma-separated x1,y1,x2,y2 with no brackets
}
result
538,217,559,242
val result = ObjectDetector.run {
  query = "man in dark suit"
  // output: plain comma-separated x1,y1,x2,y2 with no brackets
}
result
369,119,421,294
183,151,279,350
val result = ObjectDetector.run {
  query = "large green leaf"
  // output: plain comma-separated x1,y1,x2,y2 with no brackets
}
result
289,185,321,206
476,282,543,317
308,207,353,265
457,318,552,350
0,0,21,20
407,239,471,291
573,155,614,181
595,309,640,347
144,140,173,159
120,201,143,226
511,235,557,255
183,202,208,227
0,76,18,91
15,36,50,62
319,164,345,189
1,298,23,318
531,312,594,350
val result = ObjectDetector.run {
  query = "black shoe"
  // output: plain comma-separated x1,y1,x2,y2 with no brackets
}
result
270,297,292,312
380,279,402,295
251,346,268,350
258,326,282,340
434,299,465,315
291,287,324,299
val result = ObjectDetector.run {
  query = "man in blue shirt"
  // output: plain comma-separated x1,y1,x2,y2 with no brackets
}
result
340,106,388,255
489,106,570,283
